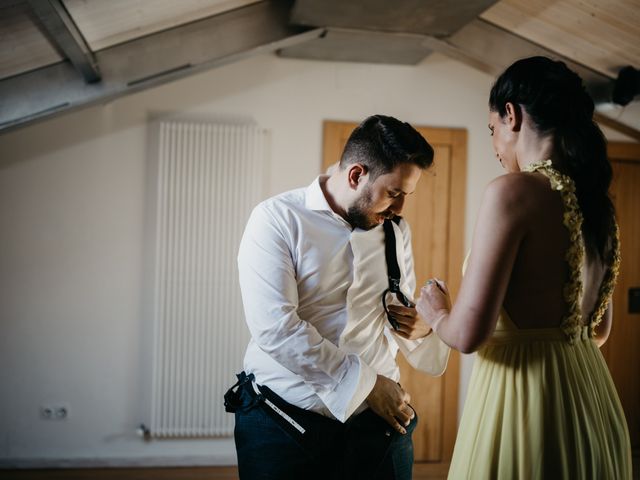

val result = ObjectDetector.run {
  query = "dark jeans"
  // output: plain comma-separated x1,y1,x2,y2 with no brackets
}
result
231,376,417,480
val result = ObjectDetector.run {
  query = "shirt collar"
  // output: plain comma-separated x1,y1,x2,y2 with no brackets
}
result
305,175,334,212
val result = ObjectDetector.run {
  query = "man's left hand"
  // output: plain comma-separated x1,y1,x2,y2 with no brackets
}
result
386,305,432,340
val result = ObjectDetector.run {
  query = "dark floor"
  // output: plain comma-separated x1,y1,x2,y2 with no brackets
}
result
0,463,446,480
1,452,637,480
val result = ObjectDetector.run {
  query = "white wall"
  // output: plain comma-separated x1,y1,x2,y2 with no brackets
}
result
0,51,519,467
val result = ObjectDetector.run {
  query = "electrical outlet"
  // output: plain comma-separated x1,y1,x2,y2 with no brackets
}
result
40,404,70,420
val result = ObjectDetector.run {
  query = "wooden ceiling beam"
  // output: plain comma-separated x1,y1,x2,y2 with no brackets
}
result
0,1,321,134
595,113,640,143
423,18,640,141
27,0,101,83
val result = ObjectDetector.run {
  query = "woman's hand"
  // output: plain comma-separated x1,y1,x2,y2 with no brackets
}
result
416,279,451,333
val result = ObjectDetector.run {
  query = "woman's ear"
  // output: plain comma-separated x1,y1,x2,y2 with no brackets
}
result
504,102,522,132
347,163,368,190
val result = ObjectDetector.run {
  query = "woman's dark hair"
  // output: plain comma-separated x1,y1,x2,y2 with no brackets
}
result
489,56,616,260
340,115,434,180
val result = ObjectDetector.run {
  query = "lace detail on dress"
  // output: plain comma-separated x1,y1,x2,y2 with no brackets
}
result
524,160,585,343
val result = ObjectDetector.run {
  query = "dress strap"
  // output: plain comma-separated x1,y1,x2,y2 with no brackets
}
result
524,160,586,343
588,223,621,335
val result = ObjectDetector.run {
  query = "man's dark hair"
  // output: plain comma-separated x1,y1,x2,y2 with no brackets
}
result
339,115,434,179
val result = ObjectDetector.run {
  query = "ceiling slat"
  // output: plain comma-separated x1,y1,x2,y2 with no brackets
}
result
481,0,640,78
62,0,263,51
0,3,63,79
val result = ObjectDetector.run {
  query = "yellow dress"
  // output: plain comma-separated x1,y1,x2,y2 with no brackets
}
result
447,161,632,480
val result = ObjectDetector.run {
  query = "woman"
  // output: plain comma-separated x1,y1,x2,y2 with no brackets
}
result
416,56,632,479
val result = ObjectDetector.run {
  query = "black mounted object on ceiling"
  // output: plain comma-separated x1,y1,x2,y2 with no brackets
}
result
612,66,640,106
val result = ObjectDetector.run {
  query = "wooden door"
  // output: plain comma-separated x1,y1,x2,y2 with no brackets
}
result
601,142,640,449
322,120,467,462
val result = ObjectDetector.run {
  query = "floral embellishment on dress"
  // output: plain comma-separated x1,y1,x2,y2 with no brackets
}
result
524,160,586,343
524,160,621,343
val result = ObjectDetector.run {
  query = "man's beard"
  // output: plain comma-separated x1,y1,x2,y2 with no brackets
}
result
345,186,390,231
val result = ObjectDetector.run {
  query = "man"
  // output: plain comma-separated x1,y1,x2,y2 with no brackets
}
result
229,115,450,479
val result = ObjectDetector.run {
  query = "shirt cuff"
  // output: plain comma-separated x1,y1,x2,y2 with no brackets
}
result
317,354,377,422
396,333,450,376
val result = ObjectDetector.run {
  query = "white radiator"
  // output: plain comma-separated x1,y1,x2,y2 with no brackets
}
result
149,120,266,437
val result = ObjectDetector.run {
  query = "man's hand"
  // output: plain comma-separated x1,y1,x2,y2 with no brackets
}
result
366,375,414,434
386,304,432,340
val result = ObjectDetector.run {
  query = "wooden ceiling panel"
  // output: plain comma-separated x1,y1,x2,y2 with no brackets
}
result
481,0,640,78
62,0,263,51
290,0,499,37
0,4,63,79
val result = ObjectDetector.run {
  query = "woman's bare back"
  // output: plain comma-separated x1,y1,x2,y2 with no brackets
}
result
503,171,609,329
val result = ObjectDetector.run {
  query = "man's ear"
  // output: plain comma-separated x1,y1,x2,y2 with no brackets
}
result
504,102,522,132
347,163,368,190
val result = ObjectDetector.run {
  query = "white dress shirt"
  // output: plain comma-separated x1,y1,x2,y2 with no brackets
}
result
237,176,450,422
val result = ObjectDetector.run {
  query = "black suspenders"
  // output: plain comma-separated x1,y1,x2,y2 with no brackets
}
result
382,217,414,330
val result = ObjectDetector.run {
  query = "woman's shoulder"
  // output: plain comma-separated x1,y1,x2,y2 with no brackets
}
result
487,170,550,189
484,172,550,210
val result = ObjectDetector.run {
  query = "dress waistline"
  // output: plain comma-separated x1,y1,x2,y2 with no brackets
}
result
485,325,590,345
